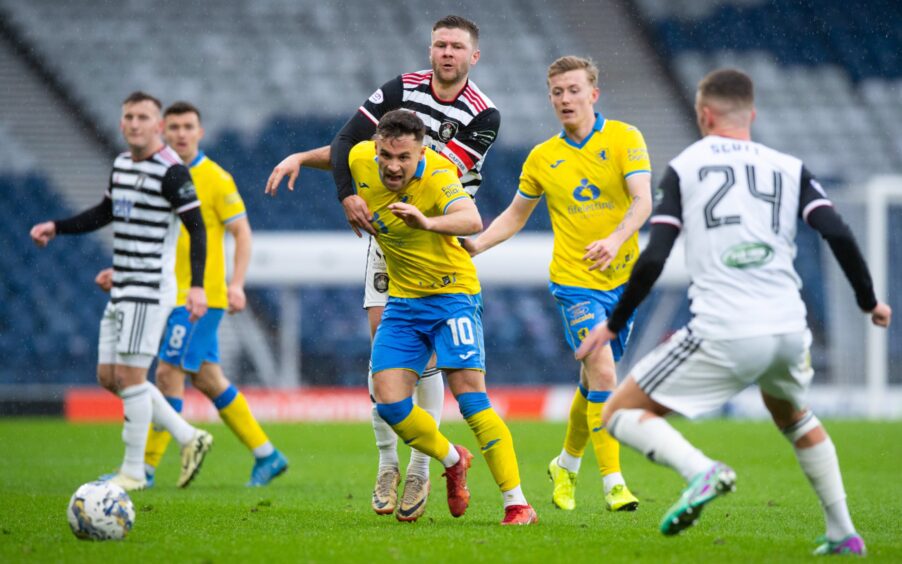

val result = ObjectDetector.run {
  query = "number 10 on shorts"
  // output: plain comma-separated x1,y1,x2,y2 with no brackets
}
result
446,317,475,346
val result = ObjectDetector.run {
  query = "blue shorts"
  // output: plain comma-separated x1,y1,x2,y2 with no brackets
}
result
158,307,225,373
549,282,634,362
371,293,485,376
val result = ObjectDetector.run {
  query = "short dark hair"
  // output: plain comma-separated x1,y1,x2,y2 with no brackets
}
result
122,91,162,110
433,15,479,44
164,101,202,122
698,69,754,108
376,110,426,143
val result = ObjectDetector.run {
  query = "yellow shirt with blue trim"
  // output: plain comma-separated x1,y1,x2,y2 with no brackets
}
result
518,113,651,291
349,141,481,298
174,151,247,308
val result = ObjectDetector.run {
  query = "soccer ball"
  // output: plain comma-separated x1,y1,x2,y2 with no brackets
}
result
67,480,135,541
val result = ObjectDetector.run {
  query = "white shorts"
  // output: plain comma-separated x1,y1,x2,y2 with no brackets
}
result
98,301,171,368
363,237,390,309
631,327,814,418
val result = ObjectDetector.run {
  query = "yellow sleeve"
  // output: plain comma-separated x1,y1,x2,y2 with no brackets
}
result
618,125,652,179
432,170,468,214
217,173,247,225
517,148,544,200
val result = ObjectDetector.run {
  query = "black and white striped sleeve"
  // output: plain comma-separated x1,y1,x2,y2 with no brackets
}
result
649,166,682,230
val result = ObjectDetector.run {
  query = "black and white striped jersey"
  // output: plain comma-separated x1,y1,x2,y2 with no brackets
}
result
358,70,500,197
106,145,199,306
650,136,836,339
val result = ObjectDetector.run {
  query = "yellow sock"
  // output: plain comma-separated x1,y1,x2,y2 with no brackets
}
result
216,387,270,451
587,396,621,477
144,424,172,468
465,407,521,491
563,386,589,458
390,404,452,461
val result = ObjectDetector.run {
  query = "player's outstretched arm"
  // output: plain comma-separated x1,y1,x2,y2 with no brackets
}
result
388,197,482,236
264,145,332,196
584,173,652,272
32,197,114,247
465,194,539,256
225,216,252,313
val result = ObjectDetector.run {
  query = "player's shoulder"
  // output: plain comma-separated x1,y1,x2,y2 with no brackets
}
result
424,148,458,180
195,155,235,184
349,140,377,163
462,79,496,112
155,145,185,170
603,118,644,138
527,133,565,161
401,69,433,88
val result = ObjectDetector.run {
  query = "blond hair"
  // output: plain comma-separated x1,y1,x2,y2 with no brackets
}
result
547,56,599,86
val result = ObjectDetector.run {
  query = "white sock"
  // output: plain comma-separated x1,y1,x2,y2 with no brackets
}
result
557,449,582,473
407,368,444,478
147,384,196,445
603,471,625,493
120,382,153,480
441,445,461,468
253,442,275,458
502,484,528,508
368,367,398,469
608,408,714,482
794,438,856,539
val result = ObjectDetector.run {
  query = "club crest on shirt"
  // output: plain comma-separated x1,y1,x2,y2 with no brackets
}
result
374,273,389,293
438,121,458,142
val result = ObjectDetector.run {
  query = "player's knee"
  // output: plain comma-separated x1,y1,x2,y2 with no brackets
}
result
96,366,117,394
376,396,414,425
155,363,184,396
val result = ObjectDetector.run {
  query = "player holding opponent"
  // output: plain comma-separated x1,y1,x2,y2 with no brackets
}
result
464,56,649,512
30,92,213,491
97,101,287,487
576,69,891,556
353,109,536,525
265,15,499,519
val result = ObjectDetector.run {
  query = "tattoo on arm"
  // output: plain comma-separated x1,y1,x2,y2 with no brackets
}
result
612,194,643,236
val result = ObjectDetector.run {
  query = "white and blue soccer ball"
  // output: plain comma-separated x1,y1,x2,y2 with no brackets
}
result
67,480,135,541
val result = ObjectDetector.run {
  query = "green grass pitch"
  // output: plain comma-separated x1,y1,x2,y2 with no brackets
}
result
1,419,900,563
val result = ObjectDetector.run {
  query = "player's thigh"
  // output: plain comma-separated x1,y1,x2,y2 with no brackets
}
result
630,328,748,418
433,293,485,374
158,307,198,373
363,237,389,312
372,368,419,403
371,298,432,378
101,301,166,373
445,369,486,396
581,342,617,390
757,330,814,415
180,309,225,374
96,363,116,392
603,377,671,425
549,283,633,362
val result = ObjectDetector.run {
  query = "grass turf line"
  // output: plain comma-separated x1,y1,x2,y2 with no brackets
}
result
0,419,900,563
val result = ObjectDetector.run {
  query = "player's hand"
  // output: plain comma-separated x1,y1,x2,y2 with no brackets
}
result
870,301,892,327
94,268,114,292
185,286,208,322
30,221,56,247
388,202,432,231
459,236,479,256
584,236,622,272
574,321,616,361
227,283,247,314
343,195,377,237
265,153,303,196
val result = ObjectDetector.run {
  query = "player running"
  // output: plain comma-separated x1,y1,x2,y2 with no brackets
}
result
576,68,891,556
265,15,499,520
465,56,649,513
353,110,536,525
30,92,213,491
96,101,287,487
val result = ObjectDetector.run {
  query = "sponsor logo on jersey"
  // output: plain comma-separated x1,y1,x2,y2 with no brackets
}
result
113,198,134,221
368,88,384,104
438,121,459,142
373,273,389,293
721,242,774,269
627,148,647,162
459,351,477,360
572,178,601,202
550,159,565,169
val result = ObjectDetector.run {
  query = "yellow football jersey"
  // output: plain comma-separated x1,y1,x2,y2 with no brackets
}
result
175,152,247,308
349,141,480,298
518,114,651,290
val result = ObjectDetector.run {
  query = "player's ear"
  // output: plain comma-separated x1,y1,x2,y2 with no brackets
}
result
198,125,205,143
470,47,480,66
591,86,600,104
419,146,426,159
